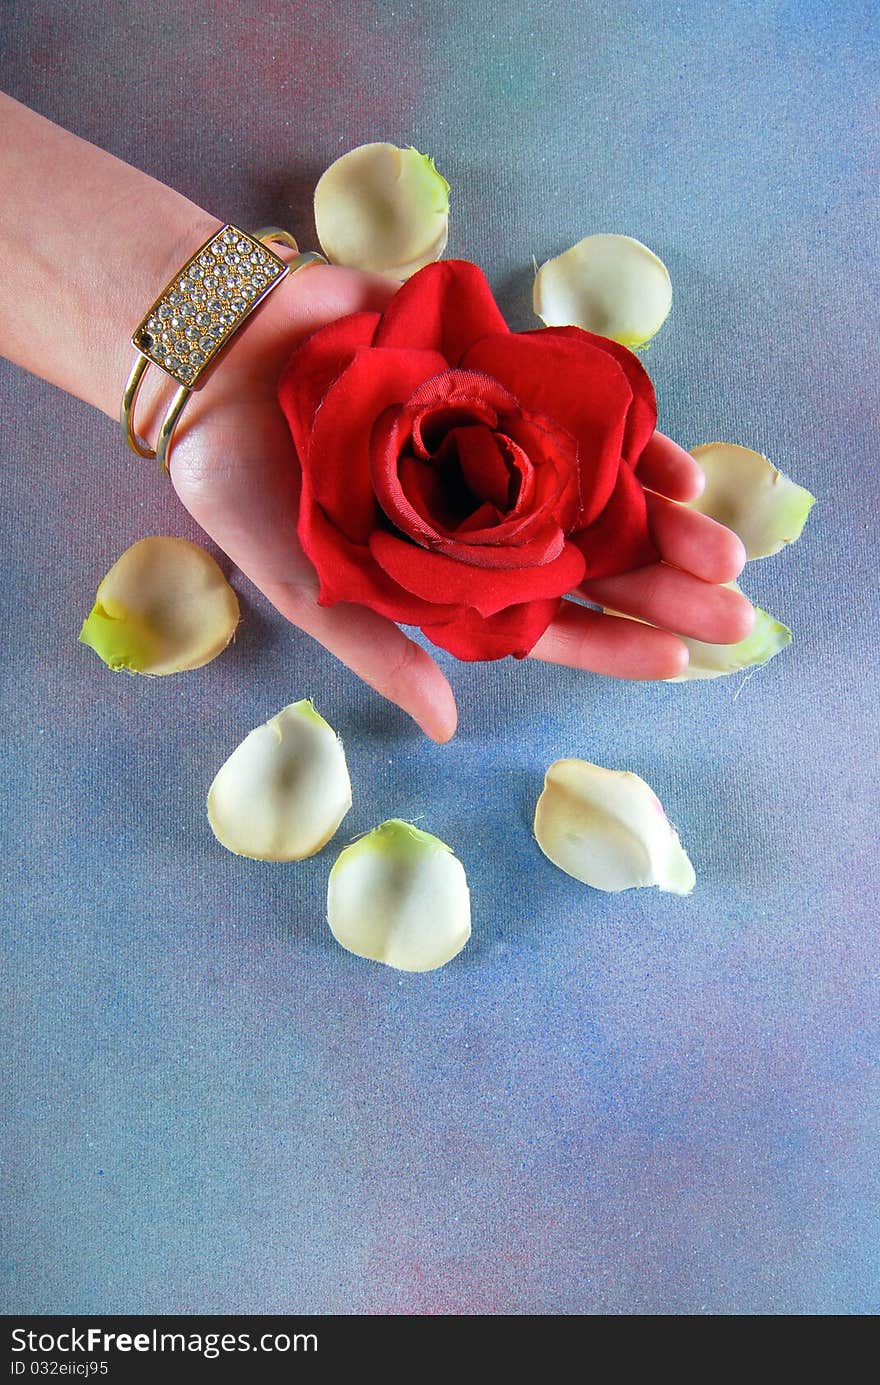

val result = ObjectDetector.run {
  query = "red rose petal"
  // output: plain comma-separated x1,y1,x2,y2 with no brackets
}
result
412,400,500,458
374,260,510,362
500,413,581,531
455,501,505,534
532,326,657,468
397,455,456,530
441,525,569,568
461,331,634,527
307,345,449,543
572,463,658,579
369,530,585,616
298,474,462,625
421,597,563,661
450,425,514,512
278,311,380,461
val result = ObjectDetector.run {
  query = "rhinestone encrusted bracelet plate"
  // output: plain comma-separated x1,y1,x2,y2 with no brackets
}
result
131,225,288,389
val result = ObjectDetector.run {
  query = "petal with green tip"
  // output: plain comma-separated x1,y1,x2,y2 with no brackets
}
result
533,234,672,347
207,701,351,861
327,819,471,971
79,536,239,675
668,604,792,681
689,442,816,558
314,142,450,281
602,586,793,682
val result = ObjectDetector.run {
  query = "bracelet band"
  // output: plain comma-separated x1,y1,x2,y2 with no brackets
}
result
121,223,326,473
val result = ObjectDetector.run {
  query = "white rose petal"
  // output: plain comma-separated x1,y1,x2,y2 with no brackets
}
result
689,442,816,558
79,536,239,675
534,759,695,894
314,142,450,281
533,233,672,347
670,603,792,680
601,582,791,682
207,701,351,861
327,820,471,972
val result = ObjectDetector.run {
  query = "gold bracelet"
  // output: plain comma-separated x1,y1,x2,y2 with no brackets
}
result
121,223,326,473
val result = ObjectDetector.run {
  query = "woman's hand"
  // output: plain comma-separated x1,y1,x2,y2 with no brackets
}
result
0,93,752,742
166,260,753,742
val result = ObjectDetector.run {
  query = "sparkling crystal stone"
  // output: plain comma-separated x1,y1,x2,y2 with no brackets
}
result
195,311,212,327
203,274,217,291
199,252,212,266
199,334,214,351
189,287,206,304
209,323,224,338
229,297,245,314
189,265,204,281
158,303,173,321
163,353,179,371
222,228,236,243
167,290,182,306
189,348,206,366
184,325,199,341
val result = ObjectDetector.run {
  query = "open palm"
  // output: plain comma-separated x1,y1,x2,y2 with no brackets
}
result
161,261,753,741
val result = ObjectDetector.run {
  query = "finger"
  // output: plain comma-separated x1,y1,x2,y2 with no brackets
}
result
530,602,689,679
646,491,746,583
171,408,457,743
280,262,398,339
284,596,458,744
637,431,705,501
207,264,398,394
581,563,755,644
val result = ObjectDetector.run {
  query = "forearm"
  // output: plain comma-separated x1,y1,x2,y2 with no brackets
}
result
0,91,220,421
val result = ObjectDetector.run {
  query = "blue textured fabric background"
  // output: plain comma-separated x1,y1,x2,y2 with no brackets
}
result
1,0,878,1314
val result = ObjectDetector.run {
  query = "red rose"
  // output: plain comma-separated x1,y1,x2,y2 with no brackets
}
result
278,259,658,661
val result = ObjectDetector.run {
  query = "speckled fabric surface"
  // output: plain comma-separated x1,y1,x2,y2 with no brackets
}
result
1,0,878,1314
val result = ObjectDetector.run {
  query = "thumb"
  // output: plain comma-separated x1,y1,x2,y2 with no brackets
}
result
274,258,398,339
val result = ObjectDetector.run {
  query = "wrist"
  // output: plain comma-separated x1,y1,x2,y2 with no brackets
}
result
0,93,223,422
102,196,223,427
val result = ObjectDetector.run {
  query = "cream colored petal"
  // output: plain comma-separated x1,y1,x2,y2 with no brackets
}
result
207,701,351,861
78,536,239,675
327,820,471,972
689,442,816,558
533,233,672,347
669,606,792,681
603,584,793,682
314,142,450,281
534,759,695,894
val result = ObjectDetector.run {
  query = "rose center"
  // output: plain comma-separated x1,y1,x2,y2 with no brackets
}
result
426,423,522,531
